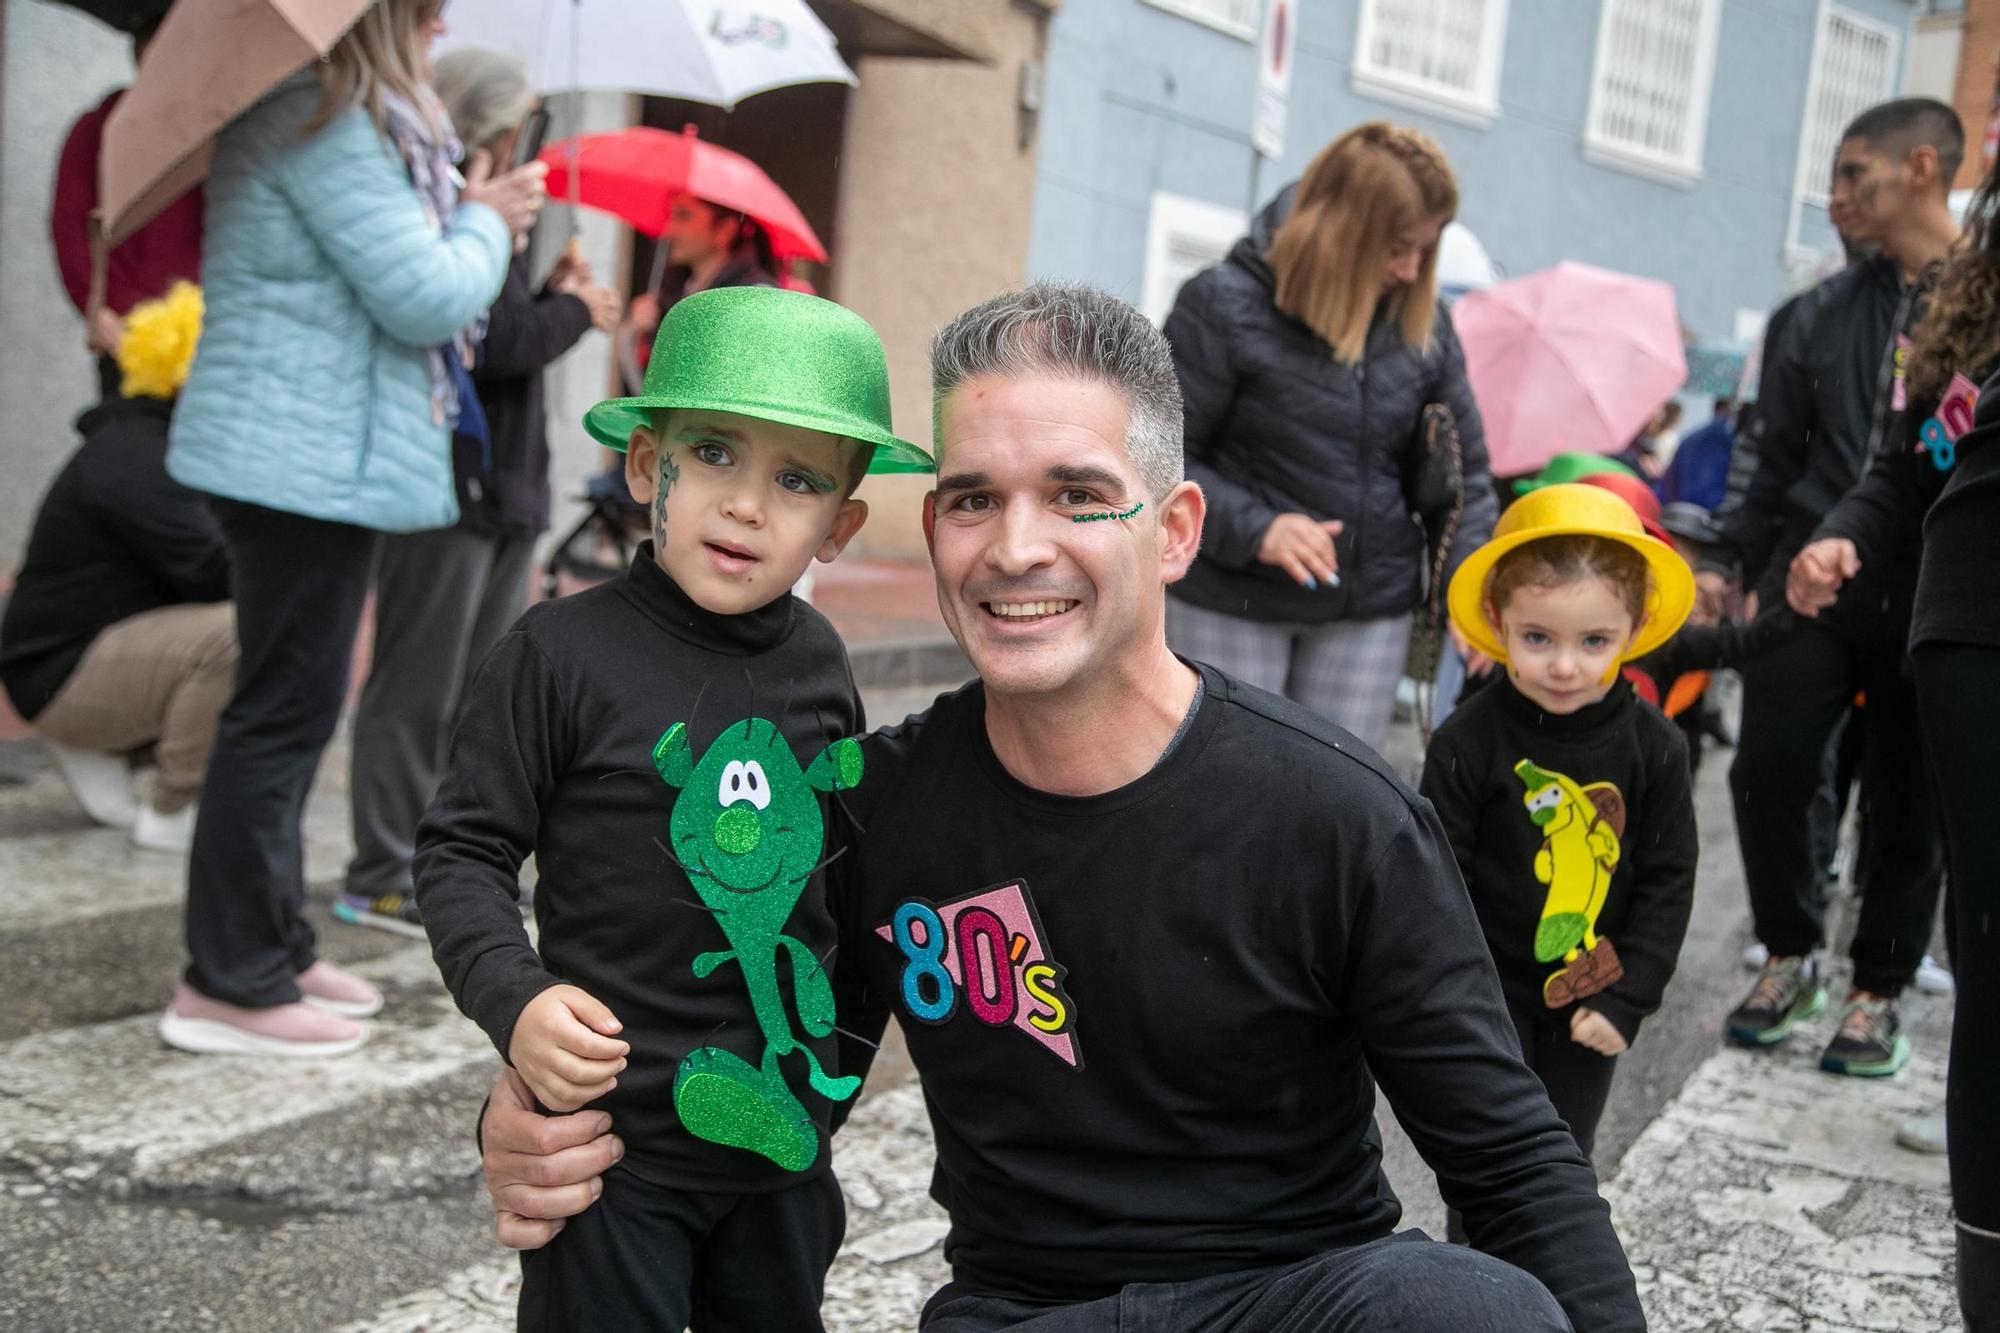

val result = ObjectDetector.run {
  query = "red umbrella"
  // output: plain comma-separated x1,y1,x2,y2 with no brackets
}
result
539,126,827,264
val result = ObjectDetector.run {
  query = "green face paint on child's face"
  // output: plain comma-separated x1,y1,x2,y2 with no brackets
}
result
626,409,869,615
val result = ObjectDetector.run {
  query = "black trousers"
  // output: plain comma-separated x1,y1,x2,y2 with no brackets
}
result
1729,557,1945,995
919,1232,1569,1332
183,499,379,1007
1446,998,1616,1246
1914,644,2000,1231
1507,1000,1618,1160
1806,710,1862,889
518,1165,845,1332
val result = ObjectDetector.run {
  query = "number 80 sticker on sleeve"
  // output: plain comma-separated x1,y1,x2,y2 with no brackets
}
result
876,880,1083,1069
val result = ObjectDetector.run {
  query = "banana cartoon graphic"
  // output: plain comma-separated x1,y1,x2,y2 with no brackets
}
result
1513,759,1627,1007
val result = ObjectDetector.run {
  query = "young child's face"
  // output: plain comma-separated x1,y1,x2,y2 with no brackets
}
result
625,409,868,615
1487,576,1640,715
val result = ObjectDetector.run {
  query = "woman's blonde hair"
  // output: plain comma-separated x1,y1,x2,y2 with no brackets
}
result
1267,122,1458,363
305,0,447,138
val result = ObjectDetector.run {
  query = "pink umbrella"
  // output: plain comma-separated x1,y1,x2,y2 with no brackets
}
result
1452,261,1687,478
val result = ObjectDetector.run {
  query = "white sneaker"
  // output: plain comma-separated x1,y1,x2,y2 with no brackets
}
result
131,803,195,854
158,985,367,1058
1743,941,1771,970
1896,1109,1948,1154
1914,954,1955,997
45,741,138,828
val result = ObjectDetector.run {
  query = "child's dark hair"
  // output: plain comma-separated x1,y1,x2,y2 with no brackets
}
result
1485,535,1649,627
840,443,876,498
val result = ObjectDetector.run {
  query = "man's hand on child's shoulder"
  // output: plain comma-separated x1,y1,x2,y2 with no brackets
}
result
509,984,630,1112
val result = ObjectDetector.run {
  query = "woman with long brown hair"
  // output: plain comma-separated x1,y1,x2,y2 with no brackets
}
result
1786,155,2000,1329
158,0,546,1056
1161,122,1496,751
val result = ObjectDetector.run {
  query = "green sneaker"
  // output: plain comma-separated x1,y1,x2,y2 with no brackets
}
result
332,892,425,940
1726,955,1826,1047
1819,992,1911,1077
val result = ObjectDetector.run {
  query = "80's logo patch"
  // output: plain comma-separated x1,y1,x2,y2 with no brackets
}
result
875,880,1082,1069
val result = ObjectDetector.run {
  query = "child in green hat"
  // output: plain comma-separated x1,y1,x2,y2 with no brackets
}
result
415,285,931,1331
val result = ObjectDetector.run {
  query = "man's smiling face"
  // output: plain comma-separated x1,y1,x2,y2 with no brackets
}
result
927,373,1191,700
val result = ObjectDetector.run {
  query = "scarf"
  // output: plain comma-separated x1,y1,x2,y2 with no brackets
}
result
380,86,486,430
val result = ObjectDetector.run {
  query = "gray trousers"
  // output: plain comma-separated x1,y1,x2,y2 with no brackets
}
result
919,1232,1571,1332
345,526,535,899
1165,598,1412,753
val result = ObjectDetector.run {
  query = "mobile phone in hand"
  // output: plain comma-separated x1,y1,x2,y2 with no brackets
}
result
511,108,551,169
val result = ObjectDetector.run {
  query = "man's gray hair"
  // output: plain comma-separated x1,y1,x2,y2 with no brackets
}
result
434,49,536,157
931,283,1185,500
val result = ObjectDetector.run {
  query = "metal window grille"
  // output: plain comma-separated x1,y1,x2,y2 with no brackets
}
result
1142,0,1260,39
1587,0,1720,172
1797,6,1899,207
1357,0,1500,101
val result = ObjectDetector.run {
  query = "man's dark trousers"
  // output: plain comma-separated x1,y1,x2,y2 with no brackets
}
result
1730,551,1945,995
919,1232,1570,1332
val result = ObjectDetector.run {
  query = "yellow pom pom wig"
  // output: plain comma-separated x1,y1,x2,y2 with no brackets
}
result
116,283,204,401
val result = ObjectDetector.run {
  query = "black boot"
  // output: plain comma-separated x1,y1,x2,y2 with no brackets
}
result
1963,1221,2000,1332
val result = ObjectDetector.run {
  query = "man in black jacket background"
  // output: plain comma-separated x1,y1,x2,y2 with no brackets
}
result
1719,99,1961,1080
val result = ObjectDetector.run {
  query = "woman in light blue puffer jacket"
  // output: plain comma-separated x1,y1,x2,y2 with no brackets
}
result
159,0,547,1058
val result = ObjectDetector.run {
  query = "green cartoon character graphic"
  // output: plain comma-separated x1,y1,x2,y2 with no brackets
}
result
653,718,864,1171
1513,758,1628,1009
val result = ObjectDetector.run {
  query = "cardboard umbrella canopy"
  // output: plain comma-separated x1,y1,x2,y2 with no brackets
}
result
36,0,174,36
96,0,375,256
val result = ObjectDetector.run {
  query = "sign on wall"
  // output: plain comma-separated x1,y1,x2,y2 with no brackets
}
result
1253,0,1297,160
1141,192,1250,325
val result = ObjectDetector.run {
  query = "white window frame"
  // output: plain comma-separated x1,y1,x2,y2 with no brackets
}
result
1141,192,1249,326
1581,0,1724,188
1785,1,1902,264
1140,0,1259,42
1351,0,1511,128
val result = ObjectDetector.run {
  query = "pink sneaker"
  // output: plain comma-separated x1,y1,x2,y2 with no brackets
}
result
157,984,367,1057
296,959,384,1018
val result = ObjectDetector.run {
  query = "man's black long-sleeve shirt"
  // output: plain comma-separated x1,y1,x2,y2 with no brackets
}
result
1717,256,1909,590
831,666,1643,1330
414,549,863,1191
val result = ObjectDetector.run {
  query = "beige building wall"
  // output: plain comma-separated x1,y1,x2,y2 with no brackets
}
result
0,0,133,577
1949,0,2000,188
830,0,1055,562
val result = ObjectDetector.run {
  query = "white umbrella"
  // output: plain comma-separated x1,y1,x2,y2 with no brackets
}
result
437,0,856,108
1437,221,1498,298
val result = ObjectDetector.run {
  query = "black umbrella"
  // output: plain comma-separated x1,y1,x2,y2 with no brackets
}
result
38,0,174,36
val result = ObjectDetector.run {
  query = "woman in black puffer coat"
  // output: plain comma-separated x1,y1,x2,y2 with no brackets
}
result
1163,122,1496,750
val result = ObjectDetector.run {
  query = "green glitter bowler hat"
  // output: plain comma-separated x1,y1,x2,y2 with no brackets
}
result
583,286,933,474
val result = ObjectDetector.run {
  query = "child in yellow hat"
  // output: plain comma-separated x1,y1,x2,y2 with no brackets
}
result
1419,484,1699,1233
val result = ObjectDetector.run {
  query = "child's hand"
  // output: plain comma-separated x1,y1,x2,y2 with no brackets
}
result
509,985,630,1112
1570,1007,1628,1056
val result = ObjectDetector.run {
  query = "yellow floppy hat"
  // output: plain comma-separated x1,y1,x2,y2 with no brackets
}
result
1447,482,1696,665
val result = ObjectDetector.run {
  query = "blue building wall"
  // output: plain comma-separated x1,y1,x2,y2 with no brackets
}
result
1028,0,1917,339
